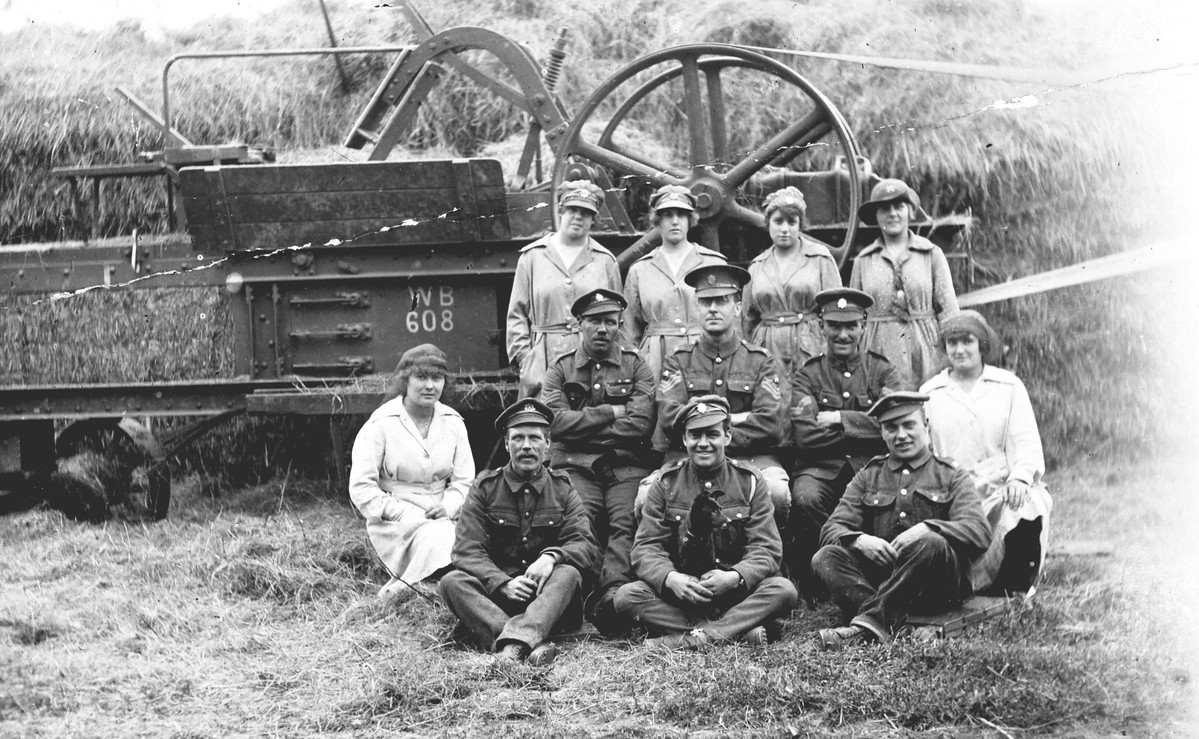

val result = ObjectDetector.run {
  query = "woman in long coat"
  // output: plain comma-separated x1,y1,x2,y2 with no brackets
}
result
920,311,1052,594
506,180,622,396
743,186,842,396
349,344,475,603
850,178,958,388
624,184,727,380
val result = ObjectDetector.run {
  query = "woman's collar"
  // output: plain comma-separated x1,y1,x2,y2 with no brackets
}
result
857,231,933,257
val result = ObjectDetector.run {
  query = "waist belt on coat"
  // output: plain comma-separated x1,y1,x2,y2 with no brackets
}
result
379,478,448,496
867,312,935,322
643,321,699,337
760,311,810,326
531,322,579,335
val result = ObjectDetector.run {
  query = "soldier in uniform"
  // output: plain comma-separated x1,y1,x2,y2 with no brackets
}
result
540,288,658,635
788,287,903,589
652,264,790,523
813,392,990,649
615,395,797,648
439,399,599,666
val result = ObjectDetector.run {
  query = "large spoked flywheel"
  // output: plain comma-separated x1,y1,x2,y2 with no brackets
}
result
551,44,863,266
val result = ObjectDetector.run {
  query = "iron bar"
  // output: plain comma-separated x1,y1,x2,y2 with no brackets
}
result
160,45,414,148
317,0,352,94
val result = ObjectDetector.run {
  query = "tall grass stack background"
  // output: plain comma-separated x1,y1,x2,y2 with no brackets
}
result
2,3,1198,735
0,0,1193,472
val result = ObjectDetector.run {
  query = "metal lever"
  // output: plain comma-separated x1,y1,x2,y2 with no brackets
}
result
288,291,371,308
292,356,375,375
289,323,373,341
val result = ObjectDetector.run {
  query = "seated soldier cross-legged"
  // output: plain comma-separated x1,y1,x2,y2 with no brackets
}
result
539,288,659,636
788,288,902,595
615,395,798,649
812,392,990,650
439,400,599,666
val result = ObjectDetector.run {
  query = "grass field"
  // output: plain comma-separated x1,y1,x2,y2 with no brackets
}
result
2,453,1197,738
2,3,1198,735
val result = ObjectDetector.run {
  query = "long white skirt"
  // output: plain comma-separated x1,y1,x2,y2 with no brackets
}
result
971,483,1053,594
366,509,455,584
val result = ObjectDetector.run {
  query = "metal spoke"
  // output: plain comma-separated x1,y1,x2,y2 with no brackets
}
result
606,141,689,180
695,222,721,250
680,54,711,167
725,202,766,231
575,141,681,187
768,117,833,169
722,110,831,188
705,68,728,164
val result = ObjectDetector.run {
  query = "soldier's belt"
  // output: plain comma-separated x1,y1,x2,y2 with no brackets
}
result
760,311,810,326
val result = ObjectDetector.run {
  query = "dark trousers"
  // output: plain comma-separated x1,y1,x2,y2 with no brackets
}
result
438,565,584,651
613,576,797,642
788,466,854,585
811,529,968,640
565,466,645,593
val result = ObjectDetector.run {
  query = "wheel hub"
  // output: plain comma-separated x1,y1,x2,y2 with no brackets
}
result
689,179,726,220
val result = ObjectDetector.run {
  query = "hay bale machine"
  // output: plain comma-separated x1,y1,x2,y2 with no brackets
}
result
0,6,971,517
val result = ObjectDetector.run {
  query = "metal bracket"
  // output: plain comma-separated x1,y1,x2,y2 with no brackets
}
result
288,292,372,309
292,356,375,376
289,323,373,341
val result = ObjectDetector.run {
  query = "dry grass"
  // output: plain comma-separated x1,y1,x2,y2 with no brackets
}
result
1,457,1195,737
0,288,233,384
1,4,1194,736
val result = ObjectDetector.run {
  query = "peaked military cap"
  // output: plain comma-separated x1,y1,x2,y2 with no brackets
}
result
673,394,731,433
684,263,750,299
495,398,555,430
558,180,605,214
650,184,697,212
867,391,929,422
857,178,922,225
815,287,874,320
570,288,628,318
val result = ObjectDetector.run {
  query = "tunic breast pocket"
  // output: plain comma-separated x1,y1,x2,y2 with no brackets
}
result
604,379,634,405
662,504,689,530
913,488,952,521
816,394,844,411
684,373,714,397
861,491,897,535
486,510,521,549
529,509,565,550
726,372,755,412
